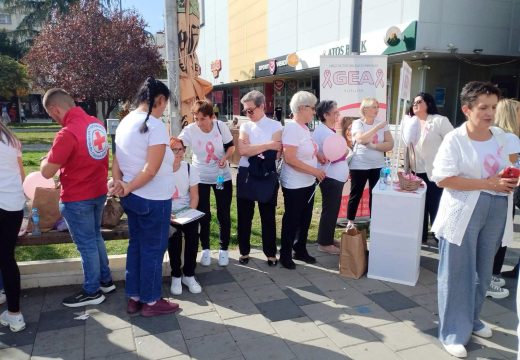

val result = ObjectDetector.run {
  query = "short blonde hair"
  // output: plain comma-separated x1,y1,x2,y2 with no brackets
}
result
289,91,318,114
495,98,520,136
359,97,379,117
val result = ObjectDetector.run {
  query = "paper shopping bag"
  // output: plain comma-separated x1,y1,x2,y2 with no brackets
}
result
30,187,61,232
339,228,367,279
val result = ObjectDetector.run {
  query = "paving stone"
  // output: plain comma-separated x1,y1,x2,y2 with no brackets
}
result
472,329,518,359
204,282,247,302
318,319,378,348
410,293,438,314
480,299,511,318
483,312,519,333
32,326,84,356
41,286,77,312
343,276,393,295
343,341,403,360
84,327,135,359
269,272,312,288
243,283,287,304
391,306,439,331
0,344,32,360
31,347,84,360
224,314,276,341
271,316,326,343
346,303,398,328
417,268,438,286
37,308,84,332
235,334,295,360
233,270,274,288
213,296,260,320
300,300,352,325
85,308,131,332
173,293,215,316
369,322,430,351
397,343,454,360
196,269,235,287
0,322,38,349
185,332,242,360
289,337,350,360
282,285,329,306
135,329,188,360
225,261,262,275
420,256,439,274
307,274,351,294
88,351,139,360
177,311,226,340
328,287,373,307
366,290,420,312
386,281,431,297
131,312,180,337
255,298,305,322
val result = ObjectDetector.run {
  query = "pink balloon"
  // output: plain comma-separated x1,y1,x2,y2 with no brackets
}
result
23,171,55,200
323,134,348,162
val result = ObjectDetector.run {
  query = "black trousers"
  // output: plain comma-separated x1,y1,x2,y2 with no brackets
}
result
317,178,345,246
197,180,232,250
280,184,315,261
492,204,516,275
236,169,278,257
168,220,200,277
416,173,443,242
0,208,23,313
347,168,380,221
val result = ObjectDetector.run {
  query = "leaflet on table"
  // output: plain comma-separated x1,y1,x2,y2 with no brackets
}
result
172,207,205,225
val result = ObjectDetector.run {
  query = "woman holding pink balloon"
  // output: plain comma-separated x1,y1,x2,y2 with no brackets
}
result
312,100,350,255
0,121,26,332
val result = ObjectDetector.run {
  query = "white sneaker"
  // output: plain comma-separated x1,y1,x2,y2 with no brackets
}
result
170,277,182,296
218,250,229,267
0,310,26,332
442,343,467,358
486,283,509,299
0,290,5,305
491,275,506,287
181,276,202,294
200,249,211,266
473,324,492,338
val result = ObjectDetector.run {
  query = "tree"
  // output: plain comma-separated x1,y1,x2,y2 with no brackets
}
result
23,2,164,119
0,30,24,59
0,54,29,98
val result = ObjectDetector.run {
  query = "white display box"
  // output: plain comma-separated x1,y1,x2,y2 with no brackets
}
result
367,180,426,286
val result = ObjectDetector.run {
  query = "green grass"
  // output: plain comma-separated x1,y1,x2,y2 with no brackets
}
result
9,123,60,129
16,132,57,145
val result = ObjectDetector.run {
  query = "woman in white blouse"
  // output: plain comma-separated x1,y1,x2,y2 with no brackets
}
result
431,82,517,358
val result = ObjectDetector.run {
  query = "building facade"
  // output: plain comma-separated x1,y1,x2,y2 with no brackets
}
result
197,0,520,125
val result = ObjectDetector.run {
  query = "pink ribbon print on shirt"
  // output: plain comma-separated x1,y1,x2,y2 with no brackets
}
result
483,145,505,177
372,133,379,144
205,141,219,163
172,186,179,200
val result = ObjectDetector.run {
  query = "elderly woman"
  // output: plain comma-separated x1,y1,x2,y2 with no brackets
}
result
432,82,516,358
346,98,393,229
312,100,350,254
279,91,325,269
168,137,201,295
236,90,282,266
404,93,453,244
179,100,235,267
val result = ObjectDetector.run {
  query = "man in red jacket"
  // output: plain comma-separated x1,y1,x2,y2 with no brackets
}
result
41,88,115,307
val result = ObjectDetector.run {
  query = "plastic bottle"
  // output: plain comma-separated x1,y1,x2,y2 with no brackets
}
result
384,157,392,185
379,167,387,190
216,168,225,190
31,208,41,236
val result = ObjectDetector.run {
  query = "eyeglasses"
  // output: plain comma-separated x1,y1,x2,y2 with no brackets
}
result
242,106,257,115
171,148,185,154
304,105,316,111
413,99,424,106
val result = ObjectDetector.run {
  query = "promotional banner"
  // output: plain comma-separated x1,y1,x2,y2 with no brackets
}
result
319,55,388,121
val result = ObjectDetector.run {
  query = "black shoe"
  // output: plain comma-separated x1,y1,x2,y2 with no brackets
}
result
280,258,296,270
293,252,316,264
100,280,116,294
502,264,519,279
239,256,249,264
62,290,105,308
267,258,278,267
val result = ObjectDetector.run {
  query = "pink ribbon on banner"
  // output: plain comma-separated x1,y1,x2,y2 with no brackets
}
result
322,70,332,88
483,154,500,177
374,69,385,88
205,141,219,163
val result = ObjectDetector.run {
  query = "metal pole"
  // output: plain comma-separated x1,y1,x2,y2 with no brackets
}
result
350,0,362,55
165,0,181,136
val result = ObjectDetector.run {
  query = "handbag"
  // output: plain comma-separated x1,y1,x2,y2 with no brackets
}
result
236,150,279,204
339,227,367,279
102,197,125,228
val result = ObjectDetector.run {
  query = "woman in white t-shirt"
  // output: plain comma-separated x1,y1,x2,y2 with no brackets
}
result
346,98,394,229
279,91,325,270
0,121,26,332
112,77,178,317
312,100,350,255
489,98,520,298
167,137,202,296
431,82,517,358
179,100,235,267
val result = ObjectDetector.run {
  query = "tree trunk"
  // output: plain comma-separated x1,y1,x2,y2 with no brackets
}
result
104,100,118,120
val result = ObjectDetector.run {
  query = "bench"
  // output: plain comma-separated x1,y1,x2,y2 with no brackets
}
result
17,220,129,246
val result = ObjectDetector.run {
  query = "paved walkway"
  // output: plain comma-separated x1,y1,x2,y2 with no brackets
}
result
0,242,518,360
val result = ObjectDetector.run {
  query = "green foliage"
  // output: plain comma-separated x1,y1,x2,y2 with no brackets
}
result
0,30,24,59
0,54,29,98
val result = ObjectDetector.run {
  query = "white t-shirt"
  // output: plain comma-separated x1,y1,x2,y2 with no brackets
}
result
312,123,349,182
172,161,200,212
471,137,508,196
280,121,318,189
239,115,283,167
505,132,520,155
115,110,174,200
179,120,233,184
0,137,25,211
349,119,388,170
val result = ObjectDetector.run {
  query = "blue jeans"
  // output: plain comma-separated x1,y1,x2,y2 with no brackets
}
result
60,195,112,294
438,192,507,345
121,193,171,303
